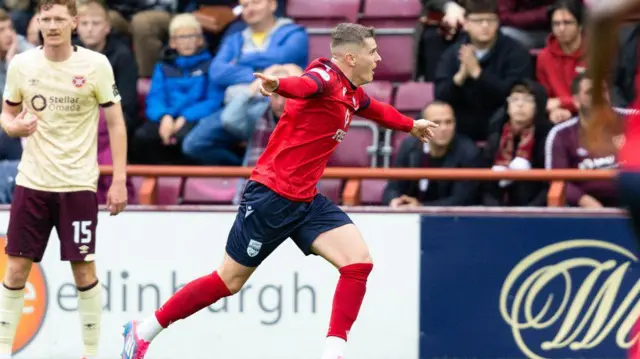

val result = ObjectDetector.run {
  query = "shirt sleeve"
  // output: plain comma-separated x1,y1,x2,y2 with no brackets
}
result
3,59,22,106
356,92,414,132
94,55,122,107
275,66,335,98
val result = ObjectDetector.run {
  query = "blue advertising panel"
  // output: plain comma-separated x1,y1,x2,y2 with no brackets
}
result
420,215,640,359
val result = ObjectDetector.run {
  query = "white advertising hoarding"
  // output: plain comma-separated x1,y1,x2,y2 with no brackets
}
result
0,210,421,359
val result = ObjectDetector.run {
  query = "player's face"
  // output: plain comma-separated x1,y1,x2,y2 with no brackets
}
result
507,91,536,129
424,104,455,147
38,4,76,47
551,9,580,45
352,37,381,86
241,0,276,26
169,27,204,56
0,20,16,52
464,13,499,45
77,11,110,49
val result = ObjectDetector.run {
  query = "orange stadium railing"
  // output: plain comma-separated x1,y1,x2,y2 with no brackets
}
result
100,166,617,207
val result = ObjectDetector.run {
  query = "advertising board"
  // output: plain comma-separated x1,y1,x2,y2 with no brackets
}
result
0,210,420,359
420,214,639,359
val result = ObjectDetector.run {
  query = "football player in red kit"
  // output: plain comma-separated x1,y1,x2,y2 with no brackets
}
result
120,23,437,359
586,1,640,357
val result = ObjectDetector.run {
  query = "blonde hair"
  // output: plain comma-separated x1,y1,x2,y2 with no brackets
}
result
169,13,202,36
77,0,108,18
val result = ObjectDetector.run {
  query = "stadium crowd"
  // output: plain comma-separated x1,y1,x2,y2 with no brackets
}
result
0,0,633,208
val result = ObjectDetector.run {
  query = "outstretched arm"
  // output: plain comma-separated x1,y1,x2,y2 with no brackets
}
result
255,71,326,99
357,95,438,141
356,95,414,132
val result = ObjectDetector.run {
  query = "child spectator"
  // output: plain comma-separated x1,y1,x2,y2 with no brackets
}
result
131,13,221,165
482,80,552,206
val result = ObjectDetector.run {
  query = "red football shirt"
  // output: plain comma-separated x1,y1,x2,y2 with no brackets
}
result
250,58,415,202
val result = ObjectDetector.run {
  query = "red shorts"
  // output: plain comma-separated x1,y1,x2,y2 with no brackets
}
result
6,186,98,262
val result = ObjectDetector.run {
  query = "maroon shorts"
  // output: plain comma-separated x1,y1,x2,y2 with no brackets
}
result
6,186,98,262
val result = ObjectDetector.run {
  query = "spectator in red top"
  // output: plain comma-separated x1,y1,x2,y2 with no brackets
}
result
498,0,554,49
536,0,586,124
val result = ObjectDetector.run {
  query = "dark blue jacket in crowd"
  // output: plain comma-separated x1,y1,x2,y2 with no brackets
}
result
145,49,222,123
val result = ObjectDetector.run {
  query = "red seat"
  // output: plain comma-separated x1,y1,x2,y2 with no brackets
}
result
308,35,332,62
287,0,360,28
131,176,145,192
394,81,434,117
182,178,240,204
137,78,151,119
318,179,343,204
360,0,421,28
360,179,389,205
362,81,393,103
390,130,410,165
156,177,182,205
328,119,379,167
373,35,414,81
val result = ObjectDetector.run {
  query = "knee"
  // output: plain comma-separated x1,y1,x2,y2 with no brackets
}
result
217,269,248,295
130,11,155,36
339,260,374,281
71,262,98,288
336,250,373,269
217,258,253,295
4,256,32,288
131,11,169,36
181,133,199,159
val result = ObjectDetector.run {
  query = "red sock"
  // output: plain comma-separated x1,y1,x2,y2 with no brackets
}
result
327,263,374,340
154,271,231,328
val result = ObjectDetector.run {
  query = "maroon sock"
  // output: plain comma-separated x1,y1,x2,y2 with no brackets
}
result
326,263,374,340
154,271,231,328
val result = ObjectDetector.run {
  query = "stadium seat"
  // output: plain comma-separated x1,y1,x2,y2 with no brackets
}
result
137,78,151,119
394,81,434,117
360,179,388,205
131,176,145,193
156,177,182,205
287,0,360,28
373,35,414,81
318,179,343,204
362,81,394,103
181,178,240,204
308,35,332,61
328,119,380,167
359,0,421,28
389,130,410,165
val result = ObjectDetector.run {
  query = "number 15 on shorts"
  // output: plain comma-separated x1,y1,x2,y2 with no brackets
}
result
72,220,92,244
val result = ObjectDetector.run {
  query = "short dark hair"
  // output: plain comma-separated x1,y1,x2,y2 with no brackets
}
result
463,0,498,15
571,72,590,95
330,23,375,50
548,0,585,27
511,84,533,95
37,0,78,16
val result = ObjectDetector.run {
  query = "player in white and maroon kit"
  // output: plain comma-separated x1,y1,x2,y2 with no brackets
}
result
120,23,437,359
0,1,128,358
